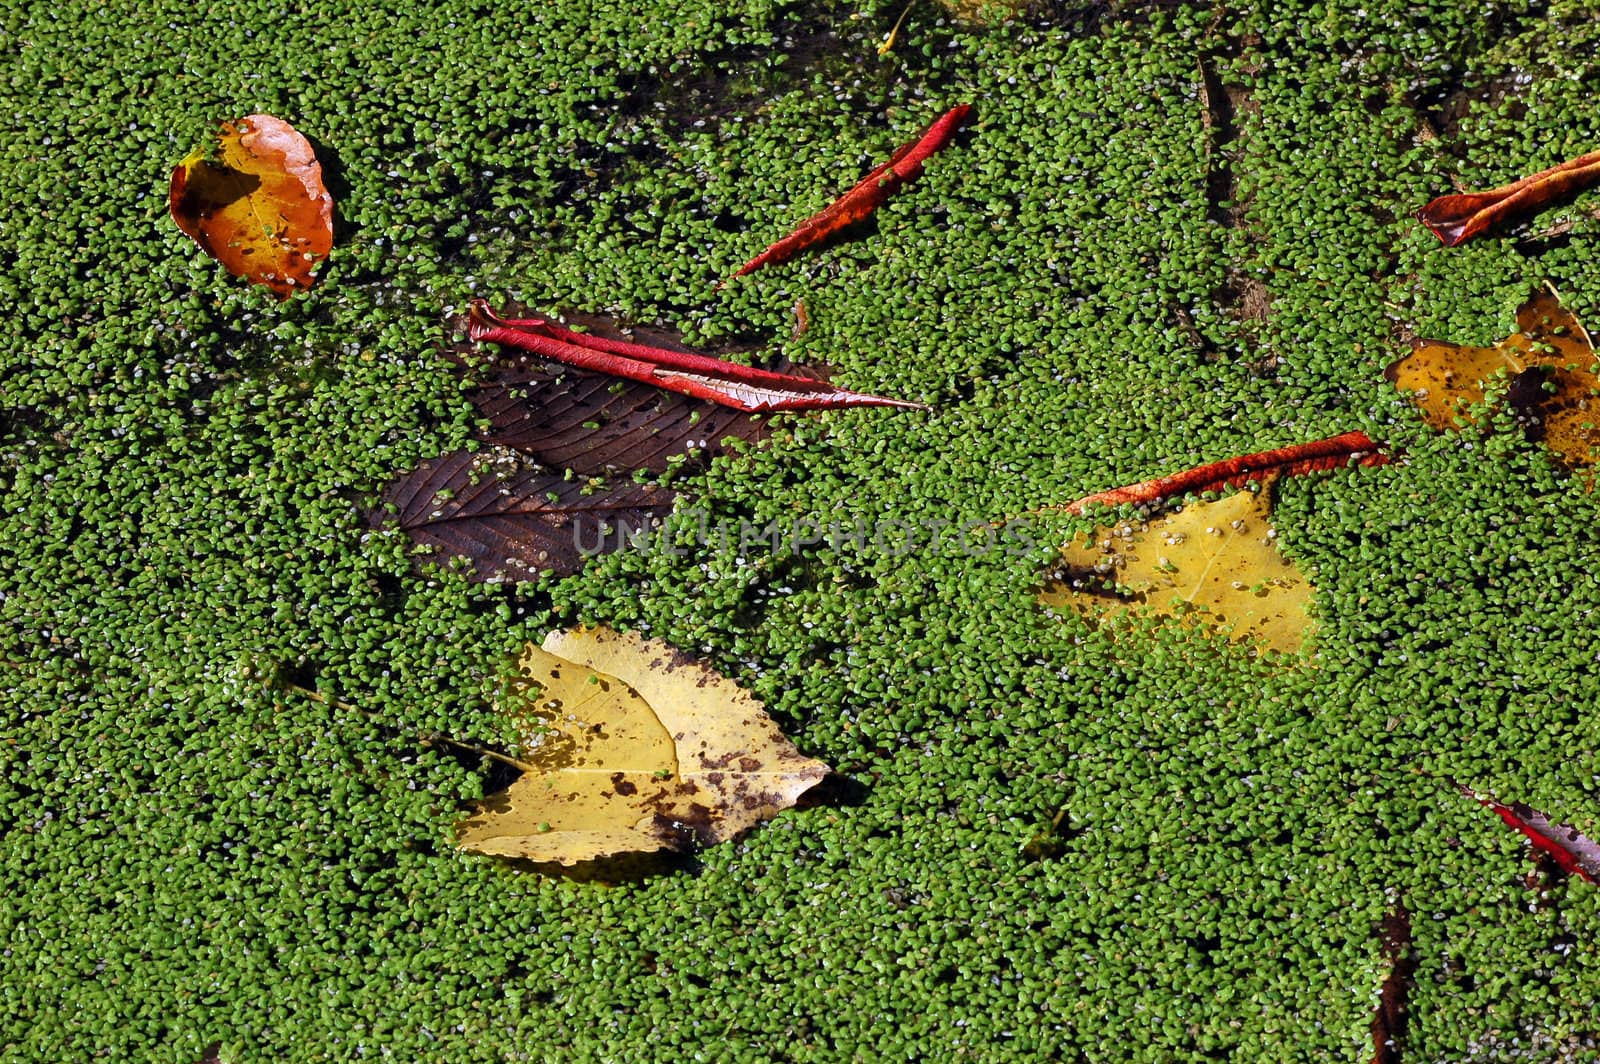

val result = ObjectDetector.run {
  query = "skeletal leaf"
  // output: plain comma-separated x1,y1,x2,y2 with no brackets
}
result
457,627,830,864
1387,289,1600,469
1041,483,1314,654
168,114,333,298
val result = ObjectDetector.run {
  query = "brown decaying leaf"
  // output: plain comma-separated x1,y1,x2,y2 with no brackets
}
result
1418,149,1600,246
1387,288,1600,469
457,627,830,864
1040,482,1314,654
1370,901,1416,1064
169,114,333,298
369,450,673,582
1460,783,1600,884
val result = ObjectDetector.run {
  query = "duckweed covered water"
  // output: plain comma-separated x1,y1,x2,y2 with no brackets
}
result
4,0,1600,1060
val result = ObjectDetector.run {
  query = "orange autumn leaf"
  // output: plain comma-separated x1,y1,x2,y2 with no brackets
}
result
1386,288,1600,470
1418,150,1600,246
169,114,333,298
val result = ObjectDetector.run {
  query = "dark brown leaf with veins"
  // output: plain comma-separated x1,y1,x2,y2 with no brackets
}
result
370,450,674,582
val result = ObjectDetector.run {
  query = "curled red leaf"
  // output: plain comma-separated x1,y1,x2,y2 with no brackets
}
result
1418,149,1600,246
1461,783,1600,884
727,104,973,280
467,300,925,414
1066,431,1388,514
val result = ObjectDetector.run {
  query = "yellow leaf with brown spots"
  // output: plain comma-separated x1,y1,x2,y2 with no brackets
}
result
169,114,333,298
1387,288,1600,469
1040,484,1313,655
457,627,830,864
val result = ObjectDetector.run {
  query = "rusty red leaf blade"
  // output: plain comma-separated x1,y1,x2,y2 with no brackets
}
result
1418,149,1600,246
727,103,973,280
468,300,925,414
1461,783,1600,883
1066,431,1389,514
369,450,674,582
1371,901,1416,1064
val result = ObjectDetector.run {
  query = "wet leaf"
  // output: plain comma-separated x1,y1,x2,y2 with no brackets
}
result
726,104,972,281
1461,784,1600,884
450,316,816,475
1041,483,1314,654
1064,431,1387,515
1387,289,1600,469
469,300,925,414
369,450,673,583
457,627,830,864
168,114,333,298
1418,149,1600,246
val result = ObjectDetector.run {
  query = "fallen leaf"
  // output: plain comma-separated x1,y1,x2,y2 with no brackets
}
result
726,104,972,281
469,300,925,414
169,114,333,298
1041,482,1314,654
1418,149,1600,246
457,626,830,863
1063,431,1387,515
1370,901,1416,1064
464,358,782,475
1387,288,1600,469
450,313,815,475
1461,783,1600,884
369,450,673,582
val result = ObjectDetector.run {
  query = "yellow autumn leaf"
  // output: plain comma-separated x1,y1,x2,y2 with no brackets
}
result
457,626,830,864
1039,484,1314,654
1386,288,1600,469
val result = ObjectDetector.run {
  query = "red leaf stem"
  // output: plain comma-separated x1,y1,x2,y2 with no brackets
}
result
727,103,973,280
467,300,925,414
1066,431,1389,514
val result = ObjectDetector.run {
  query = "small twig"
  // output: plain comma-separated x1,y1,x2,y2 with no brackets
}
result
284,683,536,773
877,0,917,56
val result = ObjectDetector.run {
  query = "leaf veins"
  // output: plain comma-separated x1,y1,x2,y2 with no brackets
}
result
369,450,674,582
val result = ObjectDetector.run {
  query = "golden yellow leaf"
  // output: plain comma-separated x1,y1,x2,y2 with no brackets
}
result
168,114,333,299
1039,484,1313,654
457,627,829,864
1387,288,1600,469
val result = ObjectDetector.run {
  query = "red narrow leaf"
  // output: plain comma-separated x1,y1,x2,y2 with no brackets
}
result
727,103,973,280
468,300,925,414
462,353,793,475
369,450,674,582
1066,431,1389,514
1418,149,1600,246
1460,783,1600,884
1370,901,1416,1064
